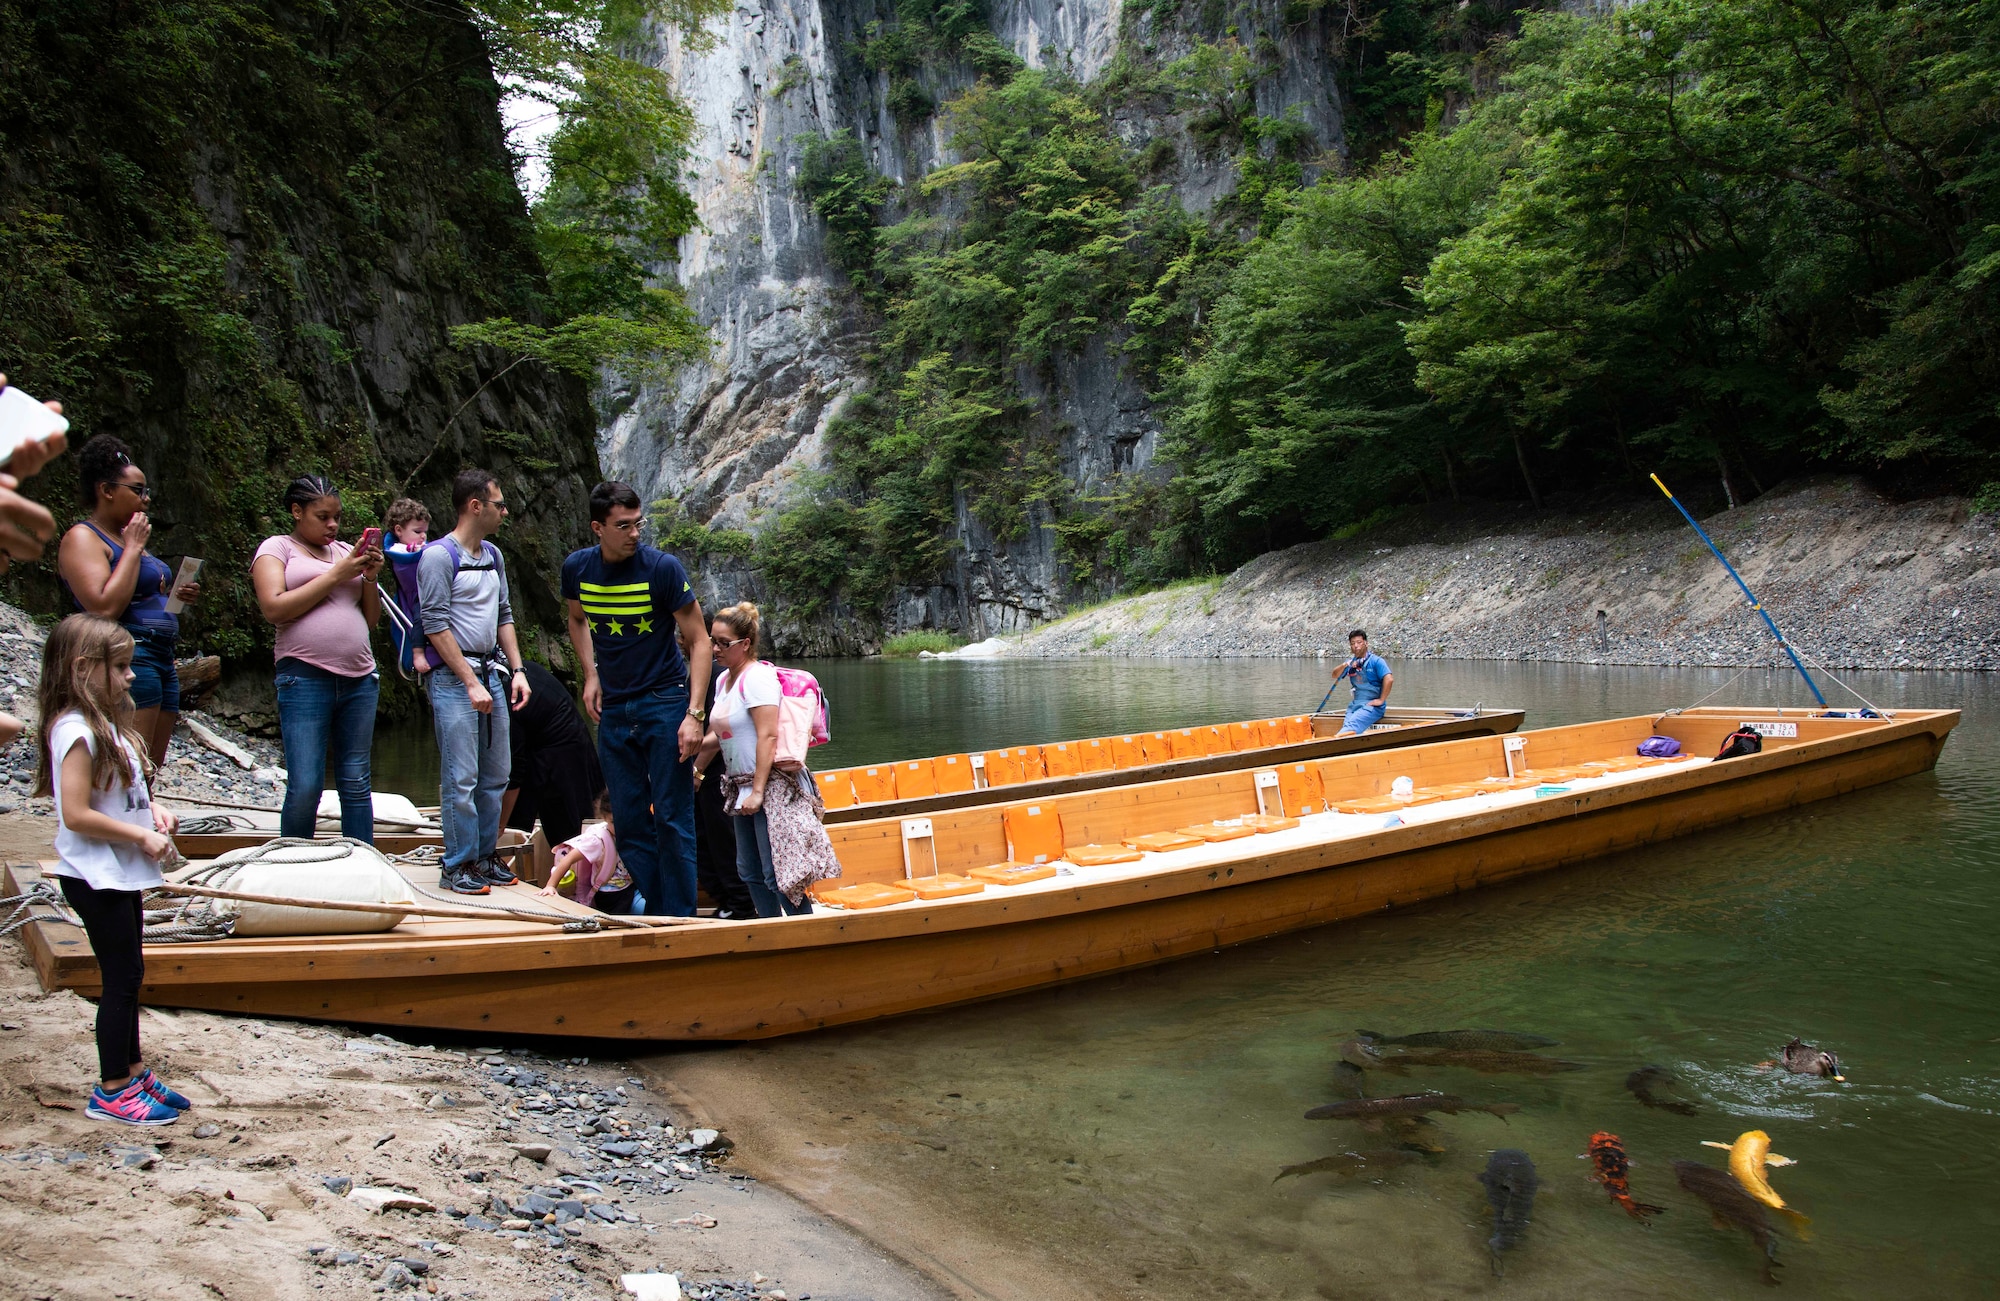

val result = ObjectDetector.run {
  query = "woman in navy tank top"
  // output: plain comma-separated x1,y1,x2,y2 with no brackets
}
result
56,435,200,767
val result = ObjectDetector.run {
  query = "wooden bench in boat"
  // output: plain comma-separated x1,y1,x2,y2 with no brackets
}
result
816,706,1524,823
8,705,1956,1041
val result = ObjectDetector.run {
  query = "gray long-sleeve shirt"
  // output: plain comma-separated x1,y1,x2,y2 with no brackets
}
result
418,537,513,657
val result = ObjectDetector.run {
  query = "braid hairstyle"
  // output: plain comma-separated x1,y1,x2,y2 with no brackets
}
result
283,474,339,518
33,615,148,796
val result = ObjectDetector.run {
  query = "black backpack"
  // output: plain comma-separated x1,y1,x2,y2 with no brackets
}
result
1713,726,1764,761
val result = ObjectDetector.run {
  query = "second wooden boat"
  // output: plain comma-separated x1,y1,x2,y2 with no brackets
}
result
816,705,1525,823
10,705,1954,1041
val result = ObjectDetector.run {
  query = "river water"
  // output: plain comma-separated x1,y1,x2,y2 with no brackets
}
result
371,657,1995,1297
628,657,1994,1301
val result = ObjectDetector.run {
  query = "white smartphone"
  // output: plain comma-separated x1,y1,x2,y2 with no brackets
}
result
0,384,70,468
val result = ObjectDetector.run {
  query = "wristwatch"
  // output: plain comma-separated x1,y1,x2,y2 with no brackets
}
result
689,705,708,724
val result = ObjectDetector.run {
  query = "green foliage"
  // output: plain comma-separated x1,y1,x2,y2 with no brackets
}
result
799,131,893,293
462,0,726,374
881,629,965,655
850,0,1022,124
648,497,755,568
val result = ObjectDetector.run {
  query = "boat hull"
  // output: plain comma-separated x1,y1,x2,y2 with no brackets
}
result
11,707,1948,1040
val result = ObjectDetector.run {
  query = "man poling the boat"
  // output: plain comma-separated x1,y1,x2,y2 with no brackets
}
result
1330,630,1393,737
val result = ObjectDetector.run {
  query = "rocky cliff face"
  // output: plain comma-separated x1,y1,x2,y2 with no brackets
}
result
606,0,1348,652
0,2,600,658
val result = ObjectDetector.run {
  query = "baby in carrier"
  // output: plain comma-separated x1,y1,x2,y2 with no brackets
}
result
382,498,431,674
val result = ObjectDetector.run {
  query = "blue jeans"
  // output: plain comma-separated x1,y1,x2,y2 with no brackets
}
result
733,810,812,917
597,686,698,917
1342,701,1387,735
129,629,181,712
430,664,511,870
274,658,378,841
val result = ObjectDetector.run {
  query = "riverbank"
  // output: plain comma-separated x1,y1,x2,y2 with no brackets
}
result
1006,477,1997,670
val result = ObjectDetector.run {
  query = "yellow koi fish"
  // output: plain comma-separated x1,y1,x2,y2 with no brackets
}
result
1701,1130,1797,1209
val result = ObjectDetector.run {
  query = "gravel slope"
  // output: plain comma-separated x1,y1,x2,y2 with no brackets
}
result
1008,478,1997,670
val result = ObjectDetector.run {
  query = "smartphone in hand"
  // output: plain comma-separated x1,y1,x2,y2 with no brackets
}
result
356,526,382,552
0,384,68,468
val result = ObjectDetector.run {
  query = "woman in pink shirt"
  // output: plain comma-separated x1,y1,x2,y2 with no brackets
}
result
250,476,385,841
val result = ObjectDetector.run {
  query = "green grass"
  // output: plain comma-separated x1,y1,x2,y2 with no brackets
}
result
1088,630,1116,650
881,630,967,657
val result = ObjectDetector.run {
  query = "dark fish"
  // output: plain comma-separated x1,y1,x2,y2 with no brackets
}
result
1675,1160,1781,1285
1378,1048,1586,1076
1588,1131,1665,1222
1331,1059,1370,1100
1358,1028,1560,1052
1478,1148,1539,1276
1382,1114,1447,1154
1338,1038,1385,1071
1776,1038,1845,1081
1305,1092,1520,1122
1274,1149,1417,1182
1626,1065,1700,1116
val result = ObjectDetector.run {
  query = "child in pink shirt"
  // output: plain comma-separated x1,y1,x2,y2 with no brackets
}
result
540,795,633,914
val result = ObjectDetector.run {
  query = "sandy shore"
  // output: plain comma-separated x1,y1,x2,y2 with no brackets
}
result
0,814,949,1301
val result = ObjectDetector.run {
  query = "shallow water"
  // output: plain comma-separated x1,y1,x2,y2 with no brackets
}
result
631,658,1997,1300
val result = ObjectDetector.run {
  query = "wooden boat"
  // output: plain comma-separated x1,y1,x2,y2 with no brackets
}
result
816,705,1526,824
9,705,1955,1040
167,807,546,879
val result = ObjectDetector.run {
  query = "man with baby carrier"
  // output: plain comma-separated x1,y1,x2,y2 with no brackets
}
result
562,481,712,917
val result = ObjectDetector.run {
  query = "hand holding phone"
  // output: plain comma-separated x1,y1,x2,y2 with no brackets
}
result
357,527,382,553
0,383,69,470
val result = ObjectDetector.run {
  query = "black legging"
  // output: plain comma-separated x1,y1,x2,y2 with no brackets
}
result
58,876,143,1083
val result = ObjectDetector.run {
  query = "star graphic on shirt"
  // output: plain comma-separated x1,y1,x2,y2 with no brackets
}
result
636,616,653,635
608,619,624,636
587,619,599,634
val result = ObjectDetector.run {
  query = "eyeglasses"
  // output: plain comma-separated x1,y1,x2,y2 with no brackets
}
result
713,635,751,650
102,481,152,499
479,497,508,513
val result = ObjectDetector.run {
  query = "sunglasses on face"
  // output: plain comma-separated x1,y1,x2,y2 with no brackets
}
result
102,481,152,499
713,635,751,650
478,497,508,512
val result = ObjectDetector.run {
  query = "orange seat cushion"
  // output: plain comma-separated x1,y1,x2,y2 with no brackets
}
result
816,771,857,809
1169,728,1203,760
981,748,1021,788
905,874,985,899
934,754,977,794
1109,735,1144,769
1075,738,1115,774
1178,822,1256,842
1012,746,1047,781
1253,719,1286,747
968,862,1059,886
820,882,916,909
1277,763,1326,815
851,765,898,804
896,758,939,798
1329,794,1414,814
1003,803,1065,865
1282,715,1315,743
1040,743,1082,779
1066,843,1144,866
1240,813,1299,833
1126,830,1205,852
1139,732,1174,765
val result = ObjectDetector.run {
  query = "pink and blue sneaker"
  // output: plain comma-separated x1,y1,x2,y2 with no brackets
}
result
86,1078,180,1126
136,1068,191,1111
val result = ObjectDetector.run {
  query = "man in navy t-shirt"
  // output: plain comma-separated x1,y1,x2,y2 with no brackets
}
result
561,481,713,916
1332,628,1393,736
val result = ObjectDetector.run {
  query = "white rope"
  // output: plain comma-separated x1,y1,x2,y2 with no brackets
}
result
0,880,80,938
1785,639,1895,717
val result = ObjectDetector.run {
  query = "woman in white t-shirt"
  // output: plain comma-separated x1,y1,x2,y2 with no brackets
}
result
692,602,810,917
33,615,189,1126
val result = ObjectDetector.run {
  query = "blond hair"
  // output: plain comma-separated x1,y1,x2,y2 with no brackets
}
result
713,601,761,653
33,615,148,796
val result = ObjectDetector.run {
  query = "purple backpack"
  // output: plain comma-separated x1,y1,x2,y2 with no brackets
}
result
1637,736,1682,758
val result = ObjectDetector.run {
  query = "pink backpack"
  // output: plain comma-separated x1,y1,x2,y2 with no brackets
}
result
723,662,831,769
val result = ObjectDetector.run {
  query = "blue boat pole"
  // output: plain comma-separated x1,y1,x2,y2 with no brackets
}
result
1317,661,1356,715
1650,473,1826,707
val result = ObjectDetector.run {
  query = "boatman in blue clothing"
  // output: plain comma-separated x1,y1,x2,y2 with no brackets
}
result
1331,628,1392,736
562,481,712,917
